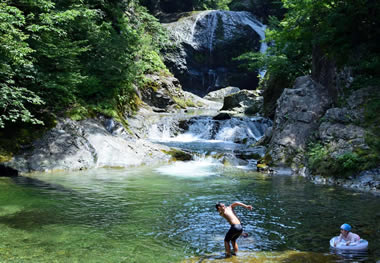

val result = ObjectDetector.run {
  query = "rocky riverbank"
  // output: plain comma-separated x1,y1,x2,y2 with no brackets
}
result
306,168,380,196
262,75,380,195
0,74,216,175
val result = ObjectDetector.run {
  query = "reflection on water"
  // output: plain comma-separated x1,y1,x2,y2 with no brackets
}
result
0,165,379,262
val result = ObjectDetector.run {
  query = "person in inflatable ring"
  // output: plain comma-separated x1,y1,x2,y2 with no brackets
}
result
334,223,360,246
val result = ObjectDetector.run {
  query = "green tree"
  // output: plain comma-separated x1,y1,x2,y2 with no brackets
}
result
0,2,44,128
1,0,169,124
237,0,380,88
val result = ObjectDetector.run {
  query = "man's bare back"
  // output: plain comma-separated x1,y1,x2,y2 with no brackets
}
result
219,205,241,225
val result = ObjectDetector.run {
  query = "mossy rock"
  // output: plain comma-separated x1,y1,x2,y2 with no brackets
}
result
258,153,273,166
143,79,161,92
0,152,12,163
237,153,262,160
0,113,57,158
163,149,192,161
256,163,269,172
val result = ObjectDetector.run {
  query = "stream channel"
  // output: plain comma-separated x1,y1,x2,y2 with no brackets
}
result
0,111,379,262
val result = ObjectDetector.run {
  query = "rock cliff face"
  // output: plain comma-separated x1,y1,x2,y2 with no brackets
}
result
266,76,332,167
264,75,379,194
314,86,376,167
163,10,266,96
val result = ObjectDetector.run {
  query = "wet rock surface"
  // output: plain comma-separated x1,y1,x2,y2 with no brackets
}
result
305,167,380,195
163,10,265,96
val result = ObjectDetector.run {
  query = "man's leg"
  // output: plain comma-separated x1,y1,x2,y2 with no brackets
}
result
231,229,243,255
224,240,231,256
231,240,238,254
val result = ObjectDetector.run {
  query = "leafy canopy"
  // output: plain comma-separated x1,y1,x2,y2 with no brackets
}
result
0,0,169,128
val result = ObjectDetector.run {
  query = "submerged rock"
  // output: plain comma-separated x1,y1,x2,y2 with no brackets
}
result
307,167,380,195
183,250,339,263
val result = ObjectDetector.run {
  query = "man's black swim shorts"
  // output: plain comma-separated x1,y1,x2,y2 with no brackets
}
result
224,224,243,242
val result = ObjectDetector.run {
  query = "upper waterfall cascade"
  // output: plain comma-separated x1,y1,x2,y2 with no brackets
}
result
191,11,267,55
168,11,267,54
164,10,268,96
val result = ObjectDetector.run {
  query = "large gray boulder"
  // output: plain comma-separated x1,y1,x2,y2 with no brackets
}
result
163,10,265,96
140,74,183,111
267,76,332,166
220,89,263,115
3,118,172,173
139,73,223,113
204,86,240,102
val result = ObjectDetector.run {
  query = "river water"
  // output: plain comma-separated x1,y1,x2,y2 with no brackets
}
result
0,163,379,262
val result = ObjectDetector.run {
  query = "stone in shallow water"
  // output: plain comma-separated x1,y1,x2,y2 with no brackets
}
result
182,250,339,263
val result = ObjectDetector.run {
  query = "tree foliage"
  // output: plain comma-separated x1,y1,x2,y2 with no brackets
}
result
0,0,169,128
0,3,44,128
237,0,380,90
140,0,233,13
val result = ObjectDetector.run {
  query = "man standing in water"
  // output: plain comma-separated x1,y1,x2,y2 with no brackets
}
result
216,202,252,257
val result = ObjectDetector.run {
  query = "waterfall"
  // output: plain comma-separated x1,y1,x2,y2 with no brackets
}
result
148,114,272,170
189,11,268,87
206,11,219,53
188,11,267,56
233,11,268,77
148,116,272,150
164,10,269,95
189,11,212,48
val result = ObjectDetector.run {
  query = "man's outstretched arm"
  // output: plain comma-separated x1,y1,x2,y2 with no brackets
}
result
231,202,252,210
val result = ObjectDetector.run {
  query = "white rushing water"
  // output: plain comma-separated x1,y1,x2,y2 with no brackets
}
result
187,10,268,77
148,115,271,172
170,10,268,60
155,155,223,177
149,116,270,143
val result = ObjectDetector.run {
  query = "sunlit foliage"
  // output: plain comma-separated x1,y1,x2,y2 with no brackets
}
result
0,0,168,128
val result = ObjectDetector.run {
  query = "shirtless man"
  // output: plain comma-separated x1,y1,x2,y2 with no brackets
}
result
215,202,252,257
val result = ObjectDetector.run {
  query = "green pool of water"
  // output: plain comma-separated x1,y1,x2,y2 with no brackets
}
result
0,165,379,262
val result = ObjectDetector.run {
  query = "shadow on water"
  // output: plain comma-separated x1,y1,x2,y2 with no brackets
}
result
0,209,61,230
0,176,76,230
2,175,131,231
10,175,76,194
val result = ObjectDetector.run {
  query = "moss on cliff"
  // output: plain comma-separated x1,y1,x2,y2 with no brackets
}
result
0,113,57,161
